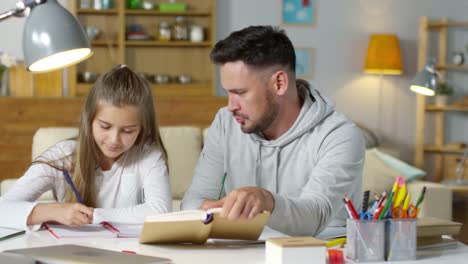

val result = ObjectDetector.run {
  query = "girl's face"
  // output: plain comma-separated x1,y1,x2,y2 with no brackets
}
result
92,101,141,167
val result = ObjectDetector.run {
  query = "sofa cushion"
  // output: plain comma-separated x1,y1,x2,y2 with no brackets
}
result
160,127,201,199
32,127,79,159
362,149,400,196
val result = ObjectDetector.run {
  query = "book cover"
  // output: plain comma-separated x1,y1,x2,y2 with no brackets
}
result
417,217,462,237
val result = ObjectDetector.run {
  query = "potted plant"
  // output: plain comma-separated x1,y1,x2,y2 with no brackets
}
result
434,81,454,106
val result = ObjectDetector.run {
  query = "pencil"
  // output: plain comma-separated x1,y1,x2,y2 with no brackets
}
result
217,172,227,200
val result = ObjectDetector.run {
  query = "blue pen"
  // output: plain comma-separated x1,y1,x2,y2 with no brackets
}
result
63,170,84,204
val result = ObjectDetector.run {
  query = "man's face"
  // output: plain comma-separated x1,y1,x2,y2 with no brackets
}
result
220,61,279,134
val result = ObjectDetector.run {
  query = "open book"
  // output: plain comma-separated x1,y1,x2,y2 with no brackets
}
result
139,208,271,244
44,223,142,239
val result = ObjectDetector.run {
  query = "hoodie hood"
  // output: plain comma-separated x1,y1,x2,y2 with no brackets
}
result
250,79,335,147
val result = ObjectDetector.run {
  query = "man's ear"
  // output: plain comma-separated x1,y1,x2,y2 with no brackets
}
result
272,70,289,96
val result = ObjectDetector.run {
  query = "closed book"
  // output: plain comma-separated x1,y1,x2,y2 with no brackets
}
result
139,208,270,244
417,217,462,237
417,236,458,250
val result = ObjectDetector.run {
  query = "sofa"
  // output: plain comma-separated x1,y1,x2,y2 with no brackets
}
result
0,127,453,220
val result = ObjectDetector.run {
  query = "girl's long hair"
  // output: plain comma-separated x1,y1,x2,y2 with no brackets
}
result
37,65,167,207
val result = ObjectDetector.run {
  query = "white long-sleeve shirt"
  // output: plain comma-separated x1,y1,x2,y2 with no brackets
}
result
0,140,172,230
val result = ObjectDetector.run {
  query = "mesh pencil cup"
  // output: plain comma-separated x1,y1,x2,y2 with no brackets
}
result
385,219,417,261
346,219,385,262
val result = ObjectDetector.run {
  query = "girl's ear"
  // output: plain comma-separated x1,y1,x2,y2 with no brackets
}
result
271,70,289,96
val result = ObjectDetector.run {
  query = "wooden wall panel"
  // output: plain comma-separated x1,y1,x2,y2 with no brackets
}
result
0,96,227,181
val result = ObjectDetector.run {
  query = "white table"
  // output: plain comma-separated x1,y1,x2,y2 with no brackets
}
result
1,231,468,263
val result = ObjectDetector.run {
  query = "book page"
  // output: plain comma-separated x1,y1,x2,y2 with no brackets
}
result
145,210,208,222
45,224,117,238
111,224,142,238
0,227,25,240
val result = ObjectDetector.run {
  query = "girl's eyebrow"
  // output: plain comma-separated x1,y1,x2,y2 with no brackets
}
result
97,119,139,128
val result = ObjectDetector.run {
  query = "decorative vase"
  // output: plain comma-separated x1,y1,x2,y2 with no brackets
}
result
434,95,449,106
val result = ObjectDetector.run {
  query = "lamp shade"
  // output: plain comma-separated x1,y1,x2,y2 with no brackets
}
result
364,34,403,75
23,0,92,73
409,59,437,96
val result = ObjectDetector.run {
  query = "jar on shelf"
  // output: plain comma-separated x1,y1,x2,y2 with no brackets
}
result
172,16,189,41
158,21,171,41
79,0,92,9
190,25,204,42
128,0,142,9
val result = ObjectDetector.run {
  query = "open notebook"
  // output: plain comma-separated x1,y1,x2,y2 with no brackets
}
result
43,223,142,239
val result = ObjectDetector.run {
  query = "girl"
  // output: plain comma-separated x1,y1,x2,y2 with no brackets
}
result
0,65,172,230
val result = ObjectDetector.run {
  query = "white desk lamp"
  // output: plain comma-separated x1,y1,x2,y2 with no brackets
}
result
0,0,92,73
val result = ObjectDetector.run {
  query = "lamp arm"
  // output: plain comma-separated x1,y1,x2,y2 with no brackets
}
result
0,0,46,22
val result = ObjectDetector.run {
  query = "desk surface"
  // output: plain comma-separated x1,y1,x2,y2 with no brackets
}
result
1,231,468,263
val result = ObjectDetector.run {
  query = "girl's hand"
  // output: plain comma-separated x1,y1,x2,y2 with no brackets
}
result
28,203,94,227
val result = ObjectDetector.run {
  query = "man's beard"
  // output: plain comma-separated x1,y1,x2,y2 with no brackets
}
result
240,90,278,134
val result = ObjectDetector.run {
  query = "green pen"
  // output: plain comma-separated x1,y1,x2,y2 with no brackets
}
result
217,172,227,200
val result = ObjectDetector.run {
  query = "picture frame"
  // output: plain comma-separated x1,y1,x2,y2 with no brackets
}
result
295,48,314,79
281,0,315,26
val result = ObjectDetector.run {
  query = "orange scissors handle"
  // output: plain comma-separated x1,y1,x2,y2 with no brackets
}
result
391,207,407,219
405,205,417,218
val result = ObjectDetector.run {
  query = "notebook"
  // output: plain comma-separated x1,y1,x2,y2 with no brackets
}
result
44,223,142,238
140,208,270,244
4,244,171,264
0,227,25,241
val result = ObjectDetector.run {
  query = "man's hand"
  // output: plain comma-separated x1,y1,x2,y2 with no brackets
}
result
201,187,275,221
28,203,94,227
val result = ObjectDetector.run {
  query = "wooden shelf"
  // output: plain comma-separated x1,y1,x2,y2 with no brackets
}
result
426,104,468,112
436,64,468,71
124,10,212,16
125,41,212,47
77,9,118,15
90,40,118,46
76,82,212,97
429,21,468,28
424,145,466,155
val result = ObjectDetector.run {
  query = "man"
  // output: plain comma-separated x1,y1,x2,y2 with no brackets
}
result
181,26,364,236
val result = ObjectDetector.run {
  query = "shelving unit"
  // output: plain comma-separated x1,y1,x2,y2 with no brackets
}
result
66,0,216,97
414,16,468,182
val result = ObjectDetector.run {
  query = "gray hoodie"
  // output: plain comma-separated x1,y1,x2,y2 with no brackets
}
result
181,80,365,236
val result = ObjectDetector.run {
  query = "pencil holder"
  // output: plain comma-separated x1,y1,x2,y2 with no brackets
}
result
345,219,385,262
385,219,417,261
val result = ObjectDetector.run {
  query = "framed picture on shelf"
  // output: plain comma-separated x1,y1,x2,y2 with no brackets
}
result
281,0,315,26
295,48,314,79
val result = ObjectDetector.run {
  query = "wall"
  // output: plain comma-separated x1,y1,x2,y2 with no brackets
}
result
1,0,468,163
216,0,468,163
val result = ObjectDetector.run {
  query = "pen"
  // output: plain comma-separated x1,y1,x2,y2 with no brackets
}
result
414,186,426,217
217,172,227,200
63,170,84,204
42,224,59,239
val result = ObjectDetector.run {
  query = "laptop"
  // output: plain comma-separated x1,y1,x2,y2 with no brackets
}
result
4,244,171,264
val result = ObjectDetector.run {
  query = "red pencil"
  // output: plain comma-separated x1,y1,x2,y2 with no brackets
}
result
343,196,359,220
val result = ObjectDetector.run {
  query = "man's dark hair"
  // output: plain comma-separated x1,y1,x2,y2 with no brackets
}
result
210,26,295,72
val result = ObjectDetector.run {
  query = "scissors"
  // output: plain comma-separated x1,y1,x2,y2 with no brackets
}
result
359,210,373,220
391,205,417,219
